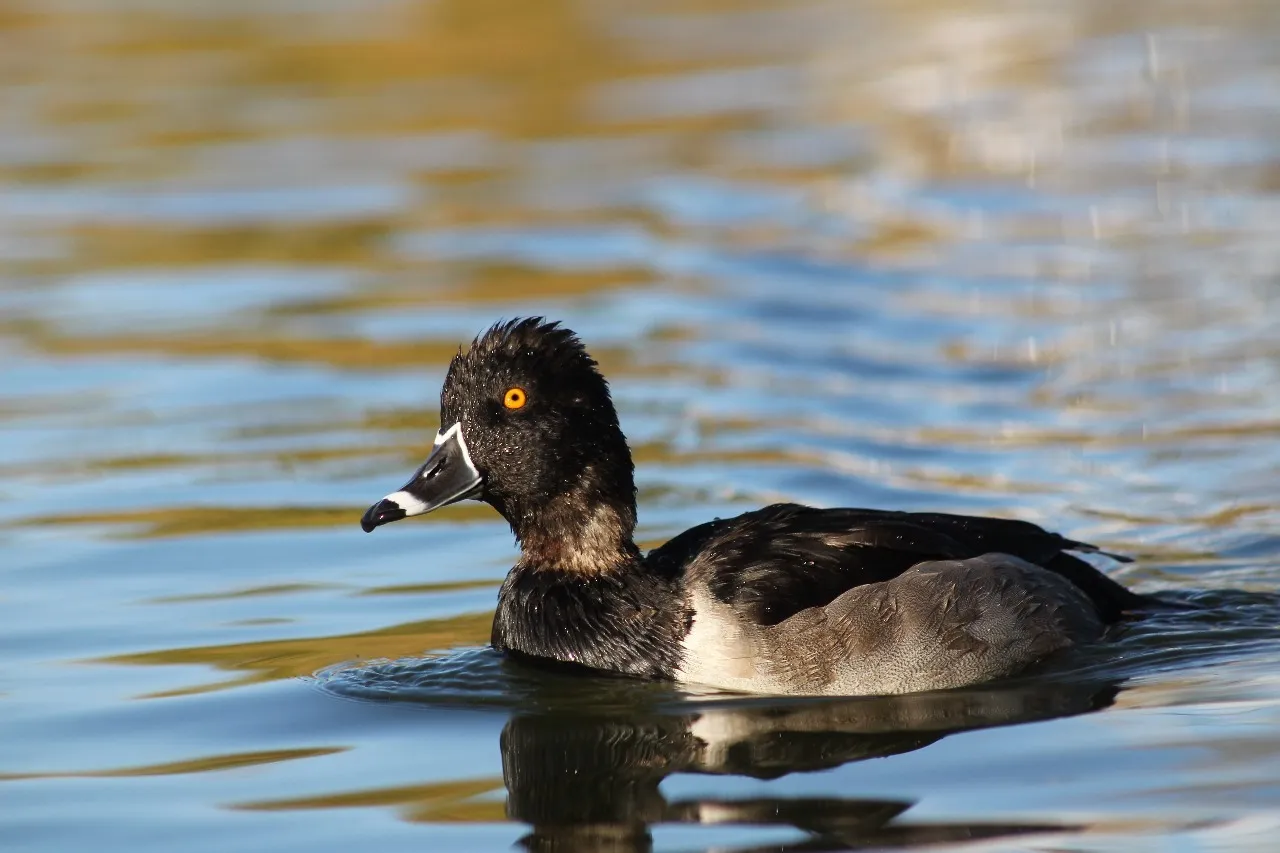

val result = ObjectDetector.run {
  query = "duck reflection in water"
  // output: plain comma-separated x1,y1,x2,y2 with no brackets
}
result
499,678,1115,852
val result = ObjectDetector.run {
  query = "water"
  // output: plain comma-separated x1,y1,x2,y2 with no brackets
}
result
4,0,1280,850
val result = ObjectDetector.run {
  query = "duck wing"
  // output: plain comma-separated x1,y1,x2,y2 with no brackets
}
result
646,503,1142,626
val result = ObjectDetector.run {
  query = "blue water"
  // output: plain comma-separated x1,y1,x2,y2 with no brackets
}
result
4,1,1280,850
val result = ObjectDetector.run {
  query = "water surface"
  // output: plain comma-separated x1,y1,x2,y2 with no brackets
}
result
4,1,1280,850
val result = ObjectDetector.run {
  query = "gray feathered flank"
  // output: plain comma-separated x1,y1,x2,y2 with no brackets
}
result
677,554,1104,695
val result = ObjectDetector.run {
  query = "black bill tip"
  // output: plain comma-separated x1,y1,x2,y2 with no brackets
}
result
361,499,406,533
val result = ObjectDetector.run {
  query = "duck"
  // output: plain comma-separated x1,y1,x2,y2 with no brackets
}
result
360,317,1152,696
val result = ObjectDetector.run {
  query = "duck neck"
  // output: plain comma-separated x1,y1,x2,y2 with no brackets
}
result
491,473,688,679
503,468,641,576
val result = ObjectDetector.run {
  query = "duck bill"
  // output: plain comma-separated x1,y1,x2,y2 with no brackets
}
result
360,423,483,532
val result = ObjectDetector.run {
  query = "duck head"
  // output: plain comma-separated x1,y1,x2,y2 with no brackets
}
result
360,318,638,568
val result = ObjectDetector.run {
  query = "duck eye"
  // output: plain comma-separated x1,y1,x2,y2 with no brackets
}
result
503,387,527,410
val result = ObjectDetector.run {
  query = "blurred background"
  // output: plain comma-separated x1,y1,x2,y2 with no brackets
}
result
4,1,1280,851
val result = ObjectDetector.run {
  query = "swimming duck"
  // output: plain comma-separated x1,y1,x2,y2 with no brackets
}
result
360,318,1149,695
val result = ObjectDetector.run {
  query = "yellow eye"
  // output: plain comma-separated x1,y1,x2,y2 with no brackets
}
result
503,387,527,410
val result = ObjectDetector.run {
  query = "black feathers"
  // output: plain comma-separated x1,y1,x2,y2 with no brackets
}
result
492,564,689,679
650,504,1147,626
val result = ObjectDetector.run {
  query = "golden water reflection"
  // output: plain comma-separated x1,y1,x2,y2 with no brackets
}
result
101,613,493,696
0,747,346,782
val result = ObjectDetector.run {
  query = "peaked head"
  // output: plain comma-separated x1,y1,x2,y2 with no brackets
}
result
360,318,636,543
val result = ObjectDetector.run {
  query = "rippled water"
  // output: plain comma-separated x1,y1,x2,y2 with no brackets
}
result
5,1,1280,850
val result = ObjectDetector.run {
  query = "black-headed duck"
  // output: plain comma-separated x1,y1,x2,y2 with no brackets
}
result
360,318,1150,695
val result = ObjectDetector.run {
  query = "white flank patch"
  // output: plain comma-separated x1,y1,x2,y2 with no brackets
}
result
675,587,767,692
